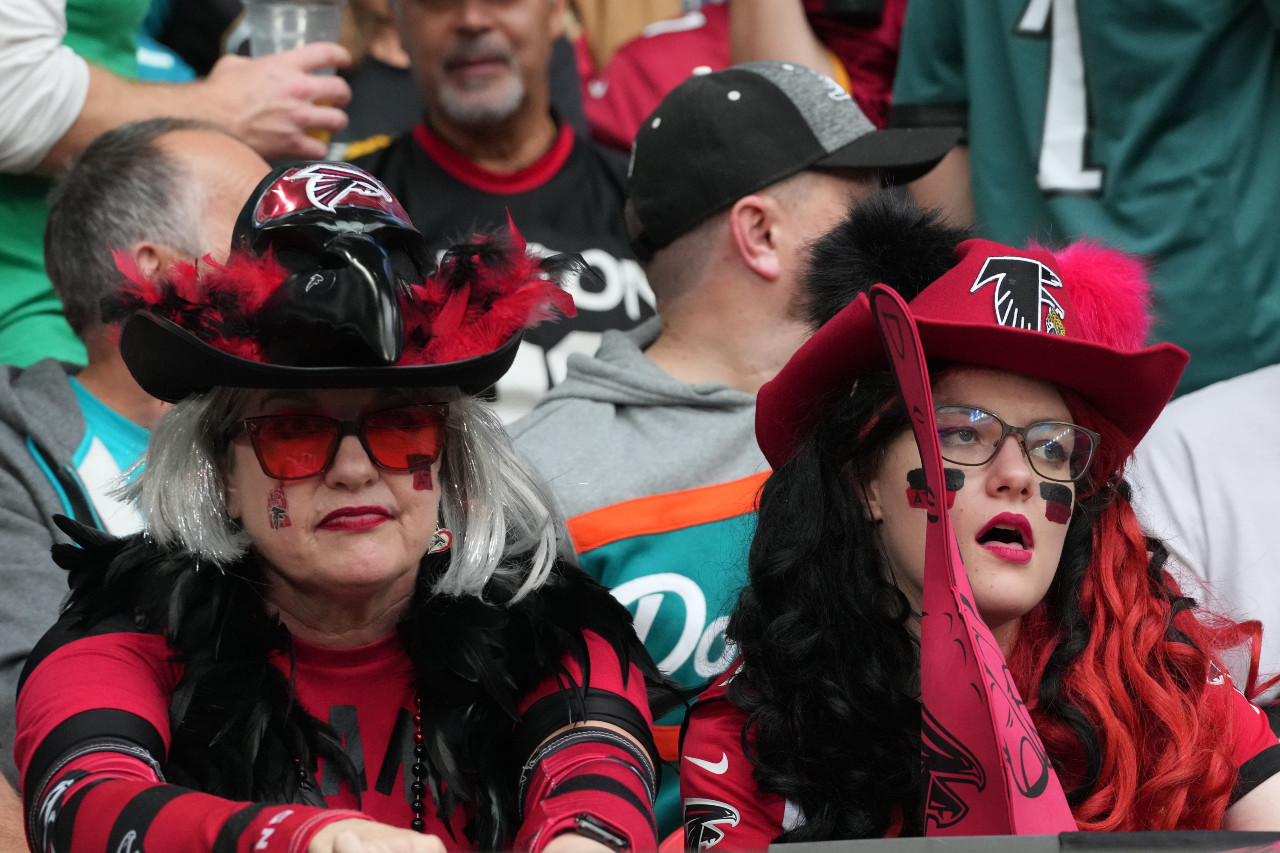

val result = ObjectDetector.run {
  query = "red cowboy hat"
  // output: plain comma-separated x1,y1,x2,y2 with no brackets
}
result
756,238,1189,469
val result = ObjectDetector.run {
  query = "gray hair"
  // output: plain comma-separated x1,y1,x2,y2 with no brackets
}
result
126,388,564,601
44,117,213,337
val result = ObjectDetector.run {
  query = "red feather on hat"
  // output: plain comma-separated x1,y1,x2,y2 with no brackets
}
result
107,220,576,370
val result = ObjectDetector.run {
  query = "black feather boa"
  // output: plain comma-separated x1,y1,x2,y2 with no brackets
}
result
51,516,668,850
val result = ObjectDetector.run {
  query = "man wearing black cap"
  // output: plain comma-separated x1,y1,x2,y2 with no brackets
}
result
510,59,957,837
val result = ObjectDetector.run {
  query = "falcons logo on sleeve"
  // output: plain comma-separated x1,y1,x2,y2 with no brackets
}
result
684,799,740,849
968,256,1066,335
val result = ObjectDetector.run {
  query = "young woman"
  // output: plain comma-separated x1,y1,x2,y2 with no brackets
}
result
16,163,667,853
680,209,1280,847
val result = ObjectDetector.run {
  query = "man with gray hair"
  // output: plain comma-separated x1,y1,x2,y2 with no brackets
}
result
0,118,270,800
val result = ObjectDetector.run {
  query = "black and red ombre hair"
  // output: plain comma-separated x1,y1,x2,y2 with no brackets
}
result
1007,390,1272,830
107,162,576,403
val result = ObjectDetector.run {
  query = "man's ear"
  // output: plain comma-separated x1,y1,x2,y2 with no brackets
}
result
129,241,175,281
548,0,569,39
726,193,782,281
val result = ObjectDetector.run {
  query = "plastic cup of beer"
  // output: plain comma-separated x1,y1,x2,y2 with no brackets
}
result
245,0,346,145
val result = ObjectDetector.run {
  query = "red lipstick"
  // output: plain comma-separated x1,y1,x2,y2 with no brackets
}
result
317,505,391,531
975,512,1034,564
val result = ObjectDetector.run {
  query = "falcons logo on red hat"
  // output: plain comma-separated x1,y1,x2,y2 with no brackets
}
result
969,256,1067,335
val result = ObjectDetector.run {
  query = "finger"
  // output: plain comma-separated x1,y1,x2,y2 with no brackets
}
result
278,41,353,73
294,102,350,135
301,73,353,109
277,131,330,161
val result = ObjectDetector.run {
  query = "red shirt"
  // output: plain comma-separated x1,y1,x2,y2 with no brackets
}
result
680,660,1280,849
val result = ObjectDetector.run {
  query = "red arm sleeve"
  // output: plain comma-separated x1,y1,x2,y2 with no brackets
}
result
514,631,659,852
16,628,364,853
680,667,787,852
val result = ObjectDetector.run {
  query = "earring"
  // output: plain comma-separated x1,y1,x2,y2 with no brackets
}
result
428,527,453,554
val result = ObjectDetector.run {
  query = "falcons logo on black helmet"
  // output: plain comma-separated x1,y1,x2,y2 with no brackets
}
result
285,162,396,213
969,256,1066,335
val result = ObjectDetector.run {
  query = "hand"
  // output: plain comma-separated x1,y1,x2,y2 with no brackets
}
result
541,833,618,853
199,42,353,161
308,818,446,853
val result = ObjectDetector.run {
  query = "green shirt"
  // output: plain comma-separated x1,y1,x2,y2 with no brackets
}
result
0,0,148,367
892,0,1280,394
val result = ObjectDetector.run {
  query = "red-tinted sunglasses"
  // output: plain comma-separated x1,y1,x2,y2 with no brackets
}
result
235,403,448,480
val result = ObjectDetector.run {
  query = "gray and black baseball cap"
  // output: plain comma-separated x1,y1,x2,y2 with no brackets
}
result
625,61,960,260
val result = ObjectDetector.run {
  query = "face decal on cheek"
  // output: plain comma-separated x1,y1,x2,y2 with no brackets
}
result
906,468,965,509
268,484,291,529
408,454,435,491
1040,482,1073,524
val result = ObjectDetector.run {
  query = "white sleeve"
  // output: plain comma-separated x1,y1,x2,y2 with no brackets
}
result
0,0,91,173
1128,412,1209,579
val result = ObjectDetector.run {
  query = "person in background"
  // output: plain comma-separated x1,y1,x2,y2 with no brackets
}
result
889,1,1280,395
348,0,650,422
579,0,905,153
511,60,958,838
0,0,349,368
15,162,667,853
1130,360,1280,726
682,205,1280,847
0,120,271,843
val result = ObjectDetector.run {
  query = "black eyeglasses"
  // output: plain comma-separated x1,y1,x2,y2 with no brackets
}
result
934,405,1100,482
235,403,448,480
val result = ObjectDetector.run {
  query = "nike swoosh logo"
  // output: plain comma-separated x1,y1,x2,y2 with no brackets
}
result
686,753,729,774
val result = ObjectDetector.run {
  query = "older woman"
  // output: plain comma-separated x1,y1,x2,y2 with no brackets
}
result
16,164,665,853
680,201,1280,847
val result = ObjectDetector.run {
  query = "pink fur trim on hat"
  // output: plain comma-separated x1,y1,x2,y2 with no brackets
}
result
1037,240,1155,351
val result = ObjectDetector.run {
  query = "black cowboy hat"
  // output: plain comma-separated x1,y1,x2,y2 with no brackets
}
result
111,163,574,402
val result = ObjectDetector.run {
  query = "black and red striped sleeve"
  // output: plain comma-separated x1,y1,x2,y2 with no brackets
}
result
15,620,364,853
513,631,659,852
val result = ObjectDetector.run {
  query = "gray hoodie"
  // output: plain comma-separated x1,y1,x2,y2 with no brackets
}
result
0,359,118,782
510,317,766,520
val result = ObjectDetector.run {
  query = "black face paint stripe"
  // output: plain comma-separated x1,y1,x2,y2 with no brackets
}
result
907,468,965,492
1040,482,1073,524
907,468,965,510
